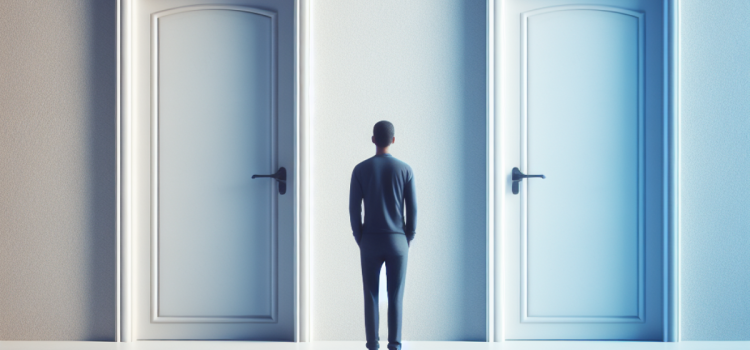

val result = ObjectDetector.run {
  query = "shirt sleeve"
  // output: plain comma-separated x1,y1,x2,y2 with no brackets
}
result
404,172,417,241
349,168,364,243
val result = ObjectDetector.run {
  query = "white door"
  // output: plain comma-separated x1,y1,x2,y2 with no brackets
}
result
500,0,665,340
132,0,296,340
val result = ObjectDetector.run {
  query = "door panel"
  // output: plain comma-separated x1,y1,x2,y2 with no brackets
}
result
157,8,275,321
501,0,664,340
133,0,295,340
525,7,642,321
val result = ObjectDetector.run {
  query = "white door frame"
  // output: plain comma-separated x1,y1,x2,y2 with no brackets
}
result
485,0,681,342
115,0,312,342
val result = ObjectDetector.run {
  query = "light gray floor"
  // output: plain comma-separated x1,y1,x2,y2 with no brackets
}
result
1,342,749,350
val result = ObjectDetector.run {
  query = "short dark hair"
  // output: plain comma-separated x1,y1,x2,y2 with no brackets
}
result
373,121,395,148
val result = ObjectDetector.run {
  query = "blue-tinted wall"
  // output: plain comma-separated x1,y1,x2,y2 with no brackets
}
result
679,0,750,341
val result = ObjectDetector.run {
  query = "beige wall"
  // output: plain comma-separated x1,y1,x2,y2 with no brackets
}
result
0,0,116,340
679,0,750,340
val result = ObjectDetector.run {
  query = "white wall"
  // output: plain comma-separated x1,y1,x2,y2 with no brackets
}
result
678,0,750,341
0,0,116,341
310,0,488,341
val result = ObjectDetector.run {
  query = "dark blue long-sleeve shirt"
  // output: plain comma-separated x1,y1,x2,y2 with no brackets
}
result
349,153,417,244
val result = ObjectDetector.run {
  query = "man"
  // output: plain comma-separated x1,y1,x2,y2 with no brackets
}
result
349,120,417,350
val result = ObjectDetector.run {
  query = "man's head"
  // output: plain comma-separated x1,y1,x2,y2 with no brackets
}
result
372,120,395,148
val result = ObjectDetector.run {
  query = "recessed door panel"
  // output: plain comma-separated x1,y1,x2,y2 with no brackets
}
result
525,8,642,320
157,9,275,320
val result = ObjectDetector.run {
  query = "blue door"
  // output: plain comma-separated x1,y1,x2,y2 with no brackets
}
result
500,0,666,340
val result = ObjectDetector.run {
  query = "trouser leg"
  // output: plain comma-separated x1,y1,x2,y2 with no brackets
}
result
361,245,384,350
385,236,408,350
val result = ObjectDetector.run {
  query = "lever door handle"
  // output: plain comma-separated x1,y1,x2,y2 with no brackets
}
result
512,167,545,195
252,167,287,194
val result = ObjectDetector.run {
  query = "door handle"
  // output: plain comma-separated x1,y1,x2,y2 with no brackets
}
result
512,167,545,195
252,167,287,195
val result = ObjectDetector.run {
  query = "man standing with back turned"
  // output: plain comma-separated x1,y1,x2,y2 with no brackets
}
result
350,121,417,350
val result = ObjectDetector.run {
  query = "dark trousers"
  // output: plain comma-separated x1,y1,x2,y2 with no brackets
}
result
359,233,409,350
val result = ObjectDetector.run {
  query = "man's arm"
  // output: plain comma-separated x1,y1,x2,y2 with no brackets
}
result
404,173,417,244
349,169,364,244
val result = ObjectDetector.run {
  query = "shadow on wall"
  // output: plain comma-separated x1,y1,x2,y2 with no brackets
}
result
87,0,117,341
457,0,487,340
0,0,116,341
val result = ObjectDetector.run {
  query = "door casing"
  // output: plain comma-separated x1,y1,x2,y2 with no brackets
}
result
486,0,681,342
115,0,312,342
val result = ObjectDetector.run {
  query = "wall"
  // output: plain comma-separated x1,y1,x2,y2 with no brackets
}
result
310,0,487,341
679,0,750,341
2,0,748,342
0,0,116,341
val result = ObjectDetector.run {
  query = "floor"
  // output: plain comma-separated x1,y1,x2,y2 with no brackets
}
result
1,341,749,350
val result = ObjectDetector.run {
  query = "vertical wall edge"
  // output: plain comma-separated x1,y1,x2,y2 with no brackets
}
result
295,0,312,342
117,0,133,342
667,0,681,342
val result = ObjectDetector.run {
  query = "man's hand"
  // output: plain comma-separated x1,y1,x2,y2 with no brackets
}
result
406,232,415,247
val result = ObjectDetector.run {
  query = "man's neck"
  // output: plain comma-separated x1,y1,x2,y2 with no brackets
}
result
375,147,390,156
